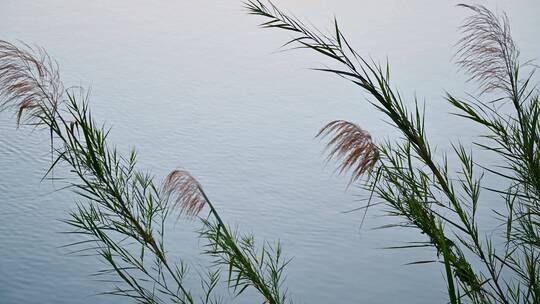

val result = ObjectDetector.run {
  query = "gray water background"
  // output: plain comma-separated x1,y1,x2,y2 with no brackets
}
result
1,1,539,303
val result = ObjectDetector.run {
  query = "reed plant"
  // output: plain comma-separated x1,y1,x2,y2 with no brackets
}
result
0,1,538,303
246,1,539,303
0,41,289,304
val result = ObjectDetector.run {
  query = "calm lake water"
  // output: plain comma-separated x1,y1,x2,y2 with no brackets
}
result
1,1,539,303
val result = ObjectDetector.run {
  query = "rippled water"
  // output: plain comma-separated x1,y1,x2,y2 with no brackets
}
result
1,1,539,303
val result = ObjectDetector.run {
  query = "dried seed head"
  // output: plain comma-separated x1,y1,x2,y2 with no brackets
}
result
317,120,379,184
455,5,519,94
163,170,207,217
0,40,63,125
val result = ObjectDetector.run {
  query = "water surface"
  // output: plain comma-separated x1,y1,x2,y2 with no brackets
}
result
1,1,539,303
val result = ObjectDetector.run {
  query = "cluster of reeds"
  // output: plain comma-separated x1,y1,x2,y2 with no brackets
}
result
0,1,538,303
0,38,289,304
246,1,539,303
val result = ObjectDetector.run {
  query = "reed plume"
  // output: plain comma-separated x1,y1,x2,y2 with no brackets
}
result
163,169,207,217
0,40,63,125
317,120,379,183
455,4,520,95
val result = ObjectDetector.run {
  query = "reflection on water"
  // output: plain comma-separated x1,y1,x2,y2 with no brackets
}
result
1,1,538,303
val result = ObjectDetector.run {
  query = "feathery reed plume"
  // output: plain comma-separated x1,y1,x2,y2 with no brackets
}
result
163,169,207,217
317,120,379,183
455,4,519,95
0,40,63,125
